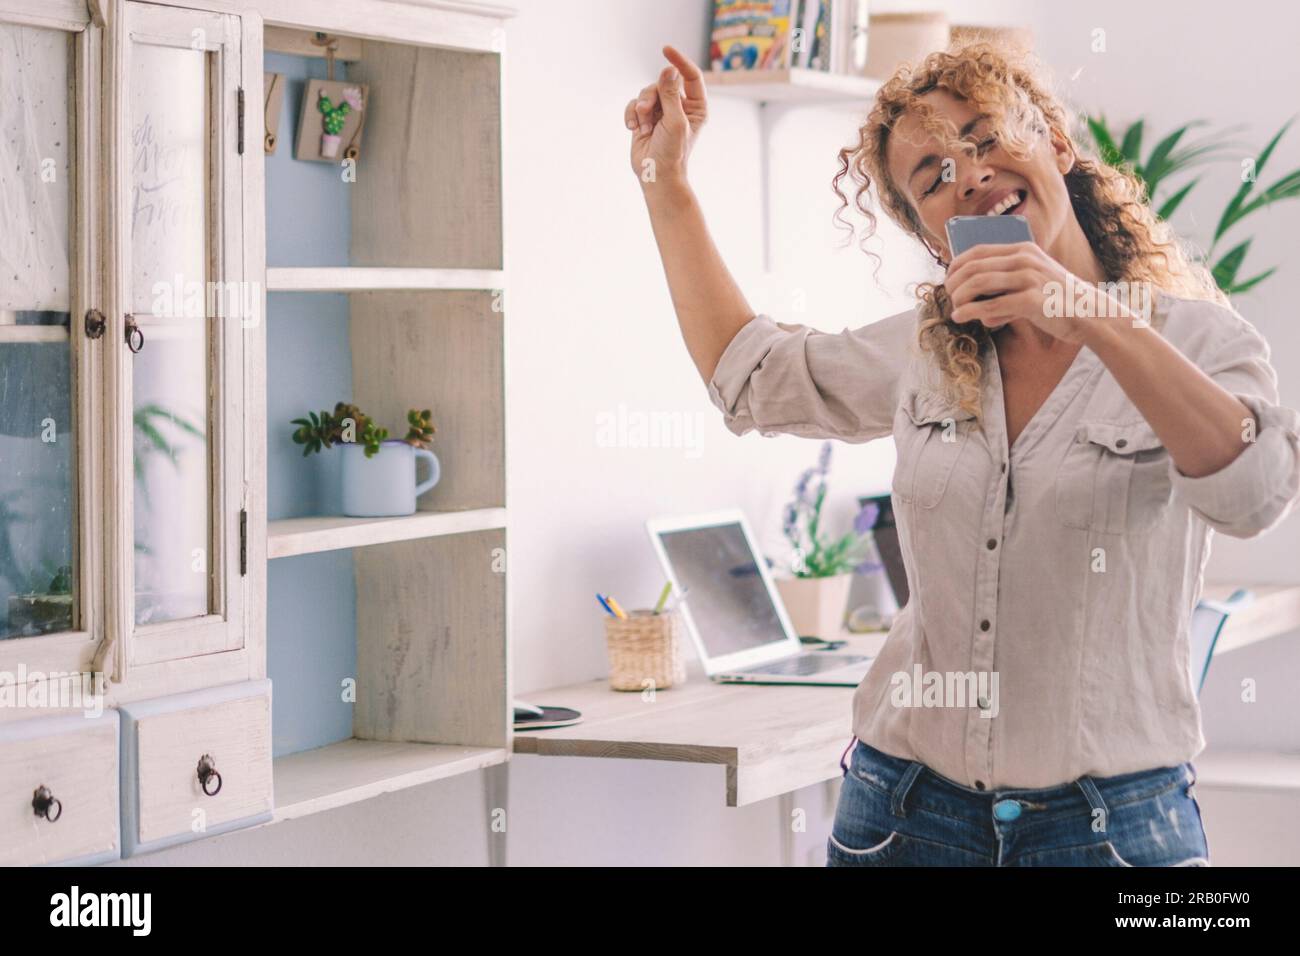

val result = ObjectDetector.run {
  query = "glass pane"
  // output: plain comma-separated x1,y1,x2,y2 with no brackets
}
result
130,41,211,626
0,23,76,640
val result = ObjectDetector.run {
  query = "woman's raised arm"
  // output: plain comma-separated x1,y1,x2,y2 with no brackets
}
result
626,45,754,383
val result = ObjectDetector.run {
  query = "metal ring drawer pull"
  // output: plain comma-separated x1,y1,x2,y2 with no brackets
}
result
32,785,63,823
197,754,223,797
124,313,145,353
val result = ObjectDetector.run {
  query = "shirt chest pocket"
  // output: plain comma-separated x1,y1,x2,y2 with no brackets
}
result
892,388,975,510
1055,420,1173,534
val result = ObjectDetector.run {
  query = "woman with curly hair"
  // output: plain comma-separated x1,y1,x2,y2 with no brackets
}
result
627,40,1300,866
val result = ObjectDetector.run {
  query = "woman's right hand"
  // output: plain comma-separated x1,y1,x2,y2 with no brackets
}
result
625,45,708,186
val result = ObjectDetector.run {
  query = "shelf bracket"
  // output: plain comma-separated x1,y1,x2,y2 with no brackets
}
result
756,101,789,273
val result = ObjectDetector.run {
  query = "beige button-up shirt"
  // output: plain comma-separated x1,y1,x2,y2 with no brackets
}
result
707,290,1300,789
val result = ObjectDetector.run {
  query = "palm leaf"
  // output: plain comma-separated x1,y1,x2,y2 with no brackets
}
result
1229,167,1300,224
1214,117,1295,243
1119,119,1144,168
1086,115,1125,167
1211,239,1252,289
1226,267,1277,296
1156,177,1199,221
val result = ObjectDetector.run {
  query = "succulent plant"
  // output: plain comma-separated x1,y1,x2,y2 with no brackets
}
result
404,408,436,448
291,403,435,459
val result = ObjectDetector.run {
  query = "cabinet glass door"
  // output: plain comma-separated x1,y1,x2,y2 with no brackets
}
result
123,2,245,664
0,6,97,661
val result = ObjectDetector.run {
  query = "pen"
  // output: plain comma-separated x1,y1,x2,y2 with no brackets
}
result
653,581,673,614
596,594,617,618
605,595,629,620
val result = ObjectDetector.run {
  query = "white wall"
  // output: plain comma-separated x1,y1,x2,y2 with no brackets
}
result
124,0,1299,866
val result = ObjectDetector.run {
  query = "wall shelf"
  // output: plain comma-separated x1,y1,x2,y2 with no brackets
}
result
267,267,505,292
268,507,507,558
705,67,880,105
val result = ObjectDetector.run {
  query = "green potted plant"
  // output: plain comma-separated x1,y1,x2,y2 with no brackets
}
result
291,402,440,517
1085,114,1300,295
773,442,883,639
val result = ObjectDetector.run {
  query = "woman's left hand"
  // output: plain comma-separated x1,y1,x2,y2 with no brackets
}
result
945,241,1092,344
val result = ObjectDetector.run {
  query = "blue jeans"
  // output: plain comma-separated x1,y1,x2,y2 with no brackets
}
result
828,737,1210,866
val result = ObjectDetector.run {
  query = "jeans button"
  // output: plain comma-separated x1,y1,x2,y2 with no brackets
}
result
993,798,1022,821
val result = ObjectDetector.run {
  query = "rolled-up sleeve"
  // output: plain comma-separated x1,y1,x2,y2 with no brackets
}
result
705,309,915,443
1168,313,1300,538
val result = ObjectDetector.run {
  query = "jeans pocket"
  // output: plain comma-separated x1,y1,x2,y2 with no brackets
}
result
826,830,904,866
1104,778,1211,866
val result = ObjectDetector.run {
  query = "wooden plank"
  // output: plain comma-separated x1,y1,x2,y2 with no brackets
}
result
1203,583,1300,654
1192,750,1300,792
267,267,504,292
263,25,363,61
349,42,501,268
350,291,503,512
353,530,508,748
514,632,887,807
268,507,507,558
271,739,507,823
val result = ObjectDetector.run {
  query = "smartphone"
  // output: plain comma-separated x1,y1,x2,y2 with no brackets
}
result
945,213,1034,258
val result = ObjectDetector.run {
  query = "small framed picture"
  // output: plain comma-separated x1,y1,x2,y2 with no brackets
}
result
294,78,368,163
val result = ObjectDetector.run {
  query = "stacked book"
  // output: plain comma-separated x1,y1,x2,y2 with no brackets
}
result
709,0,845,73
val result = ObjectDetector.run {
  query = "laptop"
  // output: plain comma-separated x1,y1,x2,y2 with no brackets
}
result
645,510,874,686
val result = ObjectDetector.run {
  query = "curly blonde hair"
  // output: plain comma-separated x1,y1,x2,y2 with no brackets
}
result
831,41,1227,419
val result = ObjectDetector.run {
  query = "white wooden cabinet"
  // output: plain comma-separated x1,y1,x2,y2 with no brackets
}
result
1,0,512,865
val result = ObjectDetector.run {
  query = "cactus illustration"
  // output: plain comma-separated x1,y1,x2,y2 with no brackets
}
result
317,89,353,158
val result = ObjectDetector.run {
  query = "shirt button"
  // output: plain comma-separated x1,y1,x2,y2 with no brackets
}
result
1001,461,1007,473
993,798,1022,821
1115,438,1128,449
986,538,997,549
980,619,991,631
975,780,987,791
978,695,991,710
1075,426,1087,442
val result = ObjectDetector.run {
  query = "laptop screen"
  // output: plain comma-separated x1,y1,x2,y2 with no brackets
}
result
657,521,790,658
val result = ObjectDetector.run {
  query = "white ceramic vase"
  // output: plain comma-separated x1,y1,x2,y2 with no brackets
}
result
773,572,854,639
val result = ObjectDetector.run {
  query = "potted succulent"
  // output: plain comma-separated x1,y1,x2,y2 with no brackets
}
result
291,403,440,517
773,442,884,639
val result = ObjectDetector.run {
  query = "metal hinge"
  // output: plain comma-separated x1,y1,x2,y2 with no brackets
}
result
239,508,247,575
237,87,245,154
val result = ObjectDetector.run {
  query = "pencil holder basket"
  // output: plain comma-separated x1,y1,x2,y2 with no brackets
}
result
604,609,688,691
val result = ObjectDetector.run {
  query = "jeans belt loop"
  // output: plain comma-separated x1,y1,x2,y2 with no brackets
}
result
891,761,925,819
1075,774,1110,829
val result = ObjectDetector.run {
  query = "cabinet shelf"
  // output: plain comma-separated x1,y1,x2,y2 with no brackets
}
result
268,508,507,558
266,267,505,293
271,739,508,824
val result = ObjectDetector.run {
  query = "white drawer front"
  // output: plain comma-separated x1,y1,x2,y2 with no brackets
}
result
0,713,120,866
121,680,272,856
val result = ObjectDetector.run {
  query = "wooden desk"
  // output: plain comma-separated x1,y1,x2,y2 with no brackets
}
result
513,585,1300,807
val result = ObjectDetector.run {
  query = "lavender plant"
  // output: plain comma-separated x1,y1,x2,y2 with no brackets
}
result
782,441,883,578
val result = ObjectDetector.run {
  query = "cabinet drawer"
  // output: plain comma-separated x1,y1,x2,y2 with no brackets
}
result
120,680,272,857
0,712,120,867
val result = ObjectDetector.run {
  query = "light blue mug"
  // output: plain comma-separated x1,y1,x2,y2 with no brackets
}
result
340,440,441,517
